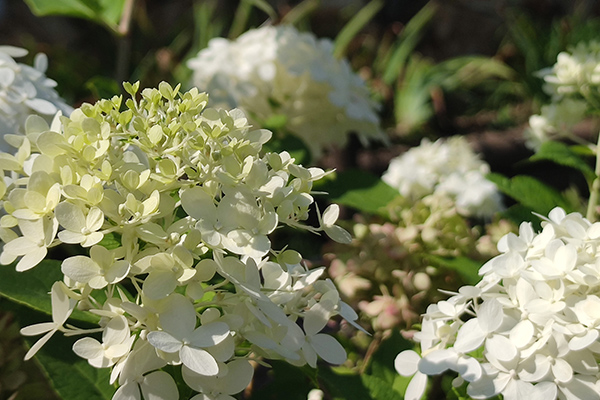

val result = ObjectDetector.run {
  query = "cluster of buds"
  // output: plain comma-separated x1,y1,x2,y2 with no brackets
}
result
0,82,358,399
326,194,508,333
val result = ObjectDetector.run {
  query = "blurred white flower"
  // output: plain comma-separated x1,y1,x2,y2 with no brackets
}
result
187,25,385,158
0,46,72,151
524,98,588,151
382,136,503,218
541,40,600,97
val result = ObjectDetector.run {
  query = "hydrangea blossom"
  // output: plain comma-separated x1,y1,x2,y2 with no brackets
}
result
382,136,503,218
525,98,588,151
541,41,600,97
1,82,355,399
326,194,513,335
0,46,72,152
187,25,385,158
395,207,600,400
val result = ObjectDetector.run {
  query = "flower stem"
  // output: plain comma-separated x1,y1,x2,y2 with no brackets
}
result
586,131,600,222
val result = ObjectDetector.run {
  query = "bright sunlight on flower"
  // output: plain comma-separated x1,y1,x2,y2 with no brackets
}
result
396,207,600,400
1,82,354,400
187,25,385,158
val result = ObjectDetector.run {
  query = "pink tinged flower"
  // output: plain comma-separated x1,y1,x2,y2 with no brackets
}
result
146,294,230,376
20,281,75,360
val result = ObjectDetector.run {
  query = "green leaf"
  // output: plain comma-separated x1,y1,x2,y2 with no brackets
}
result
244,0,278,21
319,367,374,400
98,232,122,250
23,0,127,34
530,141,596,182
281,0,321,25
425,256,483,286
6,300,114,400
0,260,99,324
247,361,314,400
487,173,573,215
320,169,400,215
381,2,437,84
362,374,403,400
394,56,435,132
333,0,385,59
365,330,412,383
262,134,311,166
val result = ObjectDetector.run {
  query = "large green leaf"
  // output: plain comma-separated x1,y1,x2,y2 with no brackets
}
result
487,173,573,216
23,0,126,34
321,169,400,215
426,255,483,286
530,141,596,183
0,260,99,324
5,300,114,400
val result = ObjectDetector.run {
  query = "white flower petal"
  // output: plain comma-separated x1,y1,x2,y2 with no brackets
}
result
310,333,346,365
405,371,428,400
394,350,420,376
140,371,179,400
147,331,183,353
180,346,219,376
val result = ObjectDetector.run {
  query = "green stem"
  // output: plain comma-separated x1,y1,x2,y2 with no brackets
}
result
586,131,600,222
115,0,136,84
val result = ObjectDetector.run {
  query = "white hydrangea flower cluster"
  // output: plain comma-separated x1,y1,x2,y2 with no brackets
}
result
395,207,600,400
0,46,72,151
0,82,357,399
525,41,600,151
542,41,600,97
525,97,588,151
382,136,503,219
187,25,385,158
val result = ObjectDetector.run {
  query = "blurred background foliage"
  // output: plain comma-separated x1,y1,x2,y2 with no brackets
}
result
2,0,600,399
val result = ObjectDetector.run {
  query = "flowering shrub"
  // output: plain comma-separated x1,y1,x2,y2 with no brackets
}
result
382,136,503,219
326,194,512,335
525,41,600,151
0,82,357,399
396,207,600,400
525,98,588,151
0,46,72,151
541,40,600,97
187,25,385,158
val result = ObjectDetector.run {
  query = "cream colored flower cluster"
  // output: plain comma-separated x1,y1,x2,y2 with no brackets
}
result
525,41,600,151
542,41,600,97
0,82,356,400
187,25,385,158
396,208,600,400
382,136,503,219
525,97,588,151
0,46,72,151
